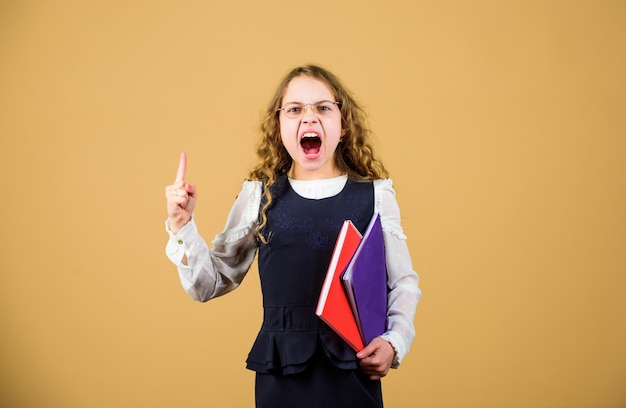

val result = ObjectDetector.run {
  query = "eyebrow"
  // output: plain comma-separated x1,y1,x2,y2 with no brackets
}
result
282,99,337,105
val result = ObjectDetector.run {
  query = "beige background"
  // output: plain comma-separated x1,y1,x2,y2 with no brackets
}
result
1,1,625,407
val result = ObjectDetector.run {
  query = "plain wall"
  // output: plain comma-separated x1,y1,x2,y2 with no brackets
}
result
1,1,625,407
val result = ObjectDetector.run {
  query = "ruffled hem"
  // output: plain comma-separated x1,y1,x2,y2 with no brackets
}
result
245,329,359,375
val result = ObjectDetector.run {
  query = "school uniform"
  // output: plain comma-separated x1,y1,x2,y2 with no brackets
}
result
165,175,421,408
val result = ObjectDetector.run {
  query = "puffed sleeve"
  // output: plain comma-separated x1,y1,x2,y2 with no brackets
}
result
165,180,262,302
374,179,422,368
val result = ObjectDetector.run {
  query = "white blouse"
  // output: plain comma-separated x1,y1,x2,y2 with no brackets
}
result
165,175,421,367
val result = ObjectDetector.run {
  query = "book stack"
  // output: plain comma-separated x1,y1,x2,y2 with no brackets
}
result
316,213,387,351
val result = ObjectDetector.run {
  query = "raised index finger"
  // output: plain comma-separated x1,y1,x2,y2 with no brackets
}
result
175,152,187,182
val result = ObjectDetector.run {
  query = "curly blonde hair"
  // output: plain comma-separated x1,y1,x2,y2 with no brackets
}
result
248,64,389,243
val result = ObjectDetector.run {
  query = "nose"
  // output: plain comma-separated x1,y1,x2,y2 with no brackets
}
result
301,105,318,123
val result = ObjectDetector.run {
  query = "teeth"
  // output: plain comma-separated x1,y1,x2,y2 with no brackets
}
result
302,132,319,138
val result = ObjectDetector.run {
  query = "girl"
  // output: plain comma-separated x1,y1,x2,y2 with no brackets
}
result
165,65,421,408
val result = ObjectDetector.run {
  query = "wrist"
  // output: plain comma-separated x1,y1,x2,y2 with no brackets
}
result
386,340,397,357
168,215,192,234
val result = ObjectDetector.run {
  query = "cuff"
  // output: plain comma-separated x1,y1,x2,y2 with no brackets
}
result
165,217,197,265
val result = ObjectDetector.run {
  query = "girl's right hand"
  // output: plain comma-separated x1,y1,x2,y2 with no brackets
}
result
165,152,196,234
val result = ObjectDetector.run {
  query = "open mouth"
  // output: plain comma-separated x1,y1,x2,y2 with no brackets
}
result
301,132,321,155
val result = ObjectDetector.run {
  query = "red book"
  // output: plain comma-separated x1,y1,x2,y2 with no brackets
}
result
316,220,365,352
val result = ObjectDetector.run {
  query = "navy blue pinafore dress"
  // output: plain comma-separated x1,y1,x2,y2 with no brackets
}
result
246,176,383,408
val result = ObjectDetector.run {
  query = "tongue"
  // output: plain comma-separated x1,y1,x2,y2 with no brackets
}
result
301,138,321,155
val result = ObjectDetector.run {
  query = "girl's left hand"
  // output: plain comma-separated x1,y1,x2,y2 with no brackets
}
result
357,337,396,381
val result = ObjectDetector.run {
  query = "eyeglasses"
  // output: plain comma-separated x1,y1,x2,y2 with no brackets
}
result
277,100,342,118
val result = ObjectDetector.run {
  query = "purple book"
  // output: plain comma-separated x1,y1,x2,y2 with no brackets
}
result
341,212,388,345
